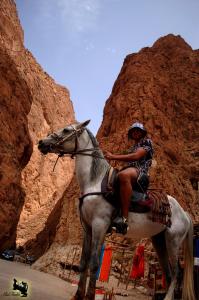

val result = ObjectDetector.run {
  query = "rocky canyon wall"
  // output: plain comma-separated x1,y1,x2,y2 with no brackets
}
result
16,48,75,250
0,0,75,252
0,0,33,251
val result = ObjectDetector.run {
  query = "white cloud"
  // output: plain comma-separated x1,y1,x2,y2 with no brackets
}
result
106,47,117,54
42,0,101,34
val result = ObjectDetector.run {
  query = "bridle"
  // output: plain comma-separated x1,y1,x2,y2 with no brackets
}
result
50,125,105,171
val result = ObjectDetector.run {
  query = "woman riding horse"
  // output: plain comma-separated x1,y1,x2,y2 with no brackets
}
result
38,120,195,300
105,122,154,233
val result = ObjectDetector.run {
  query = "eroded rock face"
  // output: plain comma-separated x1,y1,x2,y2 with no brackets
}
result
16,50,75,248
0,0,32,250
32,177,82,271
15,38,75,247
0,0,75,251
0,0,24,52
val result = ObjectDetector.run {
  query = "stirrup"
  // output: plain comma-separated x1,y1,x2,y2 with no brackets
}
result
112,216,129,235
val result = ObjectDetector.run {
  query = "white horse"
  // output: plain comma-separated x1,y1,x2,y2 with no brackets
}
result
38,120,195,300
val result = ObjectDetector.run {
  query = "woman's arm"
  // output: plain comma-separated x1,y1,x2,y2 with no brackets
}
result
105,148,147,162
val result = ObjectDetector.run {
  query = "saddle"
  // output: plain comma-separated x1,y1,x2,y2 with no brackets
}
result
101,167,151,212
101,167,171,227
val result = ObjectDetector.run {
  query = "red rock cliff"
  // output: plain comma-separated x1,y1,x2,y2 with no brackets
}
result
0,0,33,250
0,0,75,251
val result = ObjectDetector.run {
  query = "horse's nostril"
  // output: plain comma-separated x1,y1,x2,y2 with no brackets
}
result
38,140,43,145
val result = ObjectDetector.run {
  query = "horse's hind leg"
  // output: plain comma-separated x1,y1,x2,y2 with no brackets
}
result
163,228,187,300
72,228,91,300
164,242,179,300
151,230,172,289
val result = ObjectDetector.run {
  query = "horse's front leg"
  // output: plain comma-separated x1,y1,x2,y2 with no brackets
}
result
71,227,91,300
85,220,109,300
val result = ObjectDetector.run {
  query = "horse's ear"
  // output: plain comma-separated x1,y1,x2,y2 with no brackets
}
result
77,120,90,128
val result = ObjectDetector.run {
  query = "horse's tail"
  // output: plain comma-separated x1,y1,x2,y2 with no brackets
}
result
182,213,195,300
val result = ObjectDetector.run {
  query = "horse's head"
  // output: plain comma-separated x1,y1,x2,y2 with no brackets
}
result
38,120,90,155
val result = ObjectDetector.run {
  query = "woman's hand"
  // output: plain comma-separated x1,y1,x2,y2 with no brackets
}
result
104,147,147,162
104,151,114,160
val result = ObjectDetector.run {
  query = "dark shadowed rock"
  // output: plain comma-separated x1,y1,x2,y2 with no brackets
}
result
0,0,75,252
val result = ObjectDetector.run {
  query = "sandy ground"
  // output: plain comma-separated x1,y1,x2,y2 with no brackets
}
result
0,259,150,300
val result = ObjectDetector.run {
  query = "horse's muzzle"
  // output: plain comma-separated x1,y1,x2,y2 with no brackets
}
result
38,140,51,155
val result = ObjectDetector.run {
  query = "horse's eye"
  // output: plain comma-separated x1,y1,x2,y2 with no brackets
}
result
63,128,69,133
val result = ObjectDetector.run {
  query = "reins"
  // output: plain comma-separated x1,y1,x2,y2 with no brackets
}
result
52,149,105,172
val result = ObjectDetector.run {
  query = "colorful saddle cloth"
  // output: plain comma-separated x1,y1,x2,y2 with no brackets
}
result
102,167,171,228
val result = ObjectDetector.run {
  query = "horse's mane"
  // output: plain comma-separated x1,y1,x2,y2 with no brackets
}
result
86,128,99,148
86,129,109,182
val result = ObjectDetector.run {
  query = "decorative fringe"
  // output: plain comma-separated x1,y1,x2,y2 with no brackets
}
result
148,190,172,227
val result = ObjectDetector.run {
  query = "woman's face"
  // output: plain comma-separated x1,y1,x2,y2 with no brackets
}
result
131,129,143,140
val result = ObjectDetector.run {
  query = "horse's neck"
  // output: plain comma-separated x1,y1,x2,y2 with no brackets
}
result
76,150,93,192
75,131,108,193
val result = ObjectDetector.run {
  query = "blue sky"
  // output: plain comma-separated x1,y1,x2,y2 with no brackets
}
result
16,0,199,134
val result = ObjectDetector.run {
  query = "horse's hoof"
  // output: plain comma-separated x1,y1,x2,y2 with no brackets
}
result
71,293,87,300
